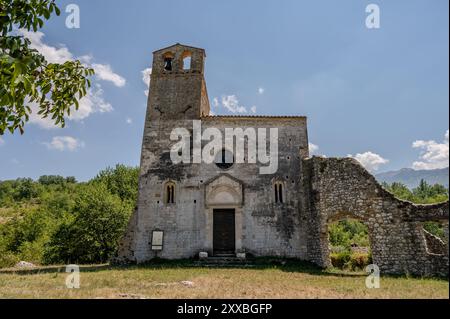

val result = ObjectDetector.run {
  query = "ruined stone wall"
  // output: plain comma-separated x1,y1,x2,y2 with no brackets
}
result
301,156,449,276
423,229,447,255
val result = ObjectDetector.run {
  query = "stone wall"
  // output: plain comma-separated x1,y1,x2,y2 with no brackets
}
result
423,229,447,255
301,156,449,276
115,117,310,263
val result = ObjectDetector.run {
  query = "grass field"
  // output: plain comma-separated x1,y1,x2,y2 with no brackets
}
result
0,260,448,299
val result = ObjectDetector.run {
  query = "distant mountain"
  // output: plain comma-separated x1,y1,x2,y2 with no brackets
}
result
375,167,449,189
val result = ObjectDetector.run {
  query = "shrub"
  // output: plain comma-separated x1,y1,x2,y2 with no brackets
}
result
44,183,131,264
349,252,370,270
330,251,372,271
18,239,47,264
0,251,19,268
330,251,351,269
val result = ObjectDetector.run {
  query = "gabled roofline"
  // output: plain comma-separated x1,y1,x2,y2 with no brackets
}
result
203,172,245,187
201,115,307,119
153,43,206,56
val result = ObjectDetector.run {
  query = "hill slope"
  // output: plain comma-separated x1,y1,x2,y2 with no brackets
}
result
375,168,449,189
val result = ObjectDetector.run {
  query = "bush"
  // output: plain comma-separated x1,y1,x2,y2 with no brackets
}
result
330,251,351,269
18,239,47,264
0,251,19,268
348,252,371,270
328,220,369,248
330,251,372,271
44,183,131,264
91,164,139,204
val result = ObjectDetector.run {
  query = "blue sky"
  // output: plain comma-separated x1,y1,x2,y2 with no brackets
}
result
0,0,448,181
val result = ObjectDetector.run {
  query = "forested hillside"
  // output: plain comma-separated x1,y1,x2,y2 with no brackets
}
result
0,165,139,268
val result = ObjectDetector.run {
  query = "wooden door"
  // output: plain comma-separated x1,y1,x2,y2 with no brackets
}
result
213,209,235,254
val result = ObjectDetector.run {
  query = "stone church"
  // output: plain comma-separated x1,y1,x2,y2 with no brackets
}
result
115,44,448,276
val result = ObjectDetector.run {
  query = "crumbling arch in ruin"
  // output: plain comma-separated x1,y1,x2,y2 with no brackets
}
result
324,212,374,267
303,156,449,276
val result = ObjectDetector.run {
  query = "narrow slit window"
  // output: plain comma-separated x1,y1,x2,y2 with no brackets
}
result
274,182,283,203
278,184,283,203
166,184,175,204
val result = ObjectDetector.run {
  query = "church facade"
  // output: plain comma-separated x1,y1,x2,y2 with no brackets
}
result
115,44,449,276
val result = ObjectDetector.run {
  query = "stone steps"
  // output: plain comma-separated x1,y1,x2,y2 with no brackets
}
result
194,256,254,267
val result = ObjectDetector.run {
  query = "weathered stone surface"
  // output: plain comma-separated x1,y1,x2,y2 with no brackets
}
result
236,252,246,259
15,261,35,268
301,156,449,276
113,44,449,277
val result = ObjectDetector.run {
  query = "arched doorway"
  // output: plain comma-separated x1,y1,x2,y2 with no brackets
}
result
204,174,244,256
327,216,372,270
324,212,374,270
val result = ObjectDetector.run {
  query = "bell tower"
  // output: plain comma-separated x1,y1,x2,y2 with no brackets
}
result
146,43,210,120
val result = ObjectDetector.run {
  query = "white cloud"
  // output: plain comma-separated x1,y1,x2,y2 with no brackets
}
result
212,97,219,108
21,29,126,87
44,136,85,152
221,95,247,113
68,84,113,121
258,87,265,94
0,137,4,146
309,143,319,155
142,67,152,85
211,95,258,115
126,117,133,124
412,130,449,170
141,67,152,96
29,84,113,129
79,55,93,64
18,30,123,129
19,30,73,64
92,64,126,87
348,151,389,172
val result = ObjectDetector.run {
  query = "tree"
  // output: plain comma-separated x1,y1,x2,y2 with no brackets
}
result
91,164,139,204
0,0,94,134
38,175,65,186
44,183,130,264
13,177,40,200
383,182,413,202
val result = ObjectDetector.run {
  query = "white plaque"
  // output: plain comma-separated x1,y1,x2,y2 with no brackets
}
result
151,231,164,250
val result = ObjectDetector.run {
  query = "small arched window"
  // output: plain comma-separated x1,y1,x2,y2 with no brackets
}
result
165,182,175,204
274,181,283,203
163,52,174,71
182,51,192,70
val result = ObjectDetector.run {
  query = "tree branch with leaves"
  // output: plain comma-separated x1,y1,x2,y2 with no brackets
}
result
0,0,94,134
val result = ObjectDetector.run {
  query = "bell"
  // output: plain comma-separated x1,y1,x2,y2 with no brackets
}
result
164,58,172,71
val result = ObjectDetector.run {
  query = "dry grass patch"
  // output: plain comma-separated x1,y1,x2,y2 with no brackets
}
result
0,261,447,299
